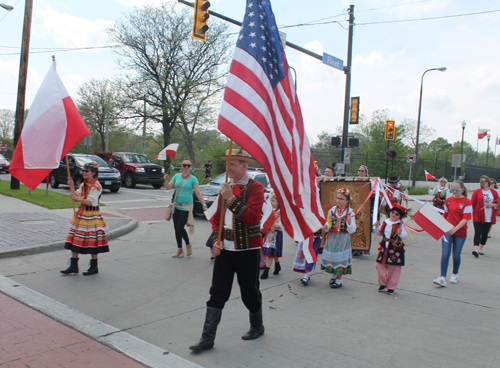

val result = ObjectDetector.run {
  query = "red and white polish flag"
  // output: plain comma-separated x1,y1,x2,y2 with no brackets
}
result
156,143,179,160
10,61,90,190
413,202,453,240
478,128,489,139
424,170,438,180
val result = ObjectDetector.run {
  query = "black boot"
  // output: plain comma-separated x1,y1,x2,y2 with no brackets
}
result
242,309,265,340
83,259,98,276
260,267,270,279
273,262,281,275
189,307,222,351
60,257,79,274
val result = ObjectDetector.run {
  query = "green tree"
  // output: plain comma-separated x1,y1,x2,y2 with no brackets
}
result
108,3,231,165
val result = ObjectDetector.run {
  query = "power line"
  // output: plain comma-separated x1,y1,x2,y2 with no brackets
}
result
0,45,117,56
356,0,431,14
357,9,500,26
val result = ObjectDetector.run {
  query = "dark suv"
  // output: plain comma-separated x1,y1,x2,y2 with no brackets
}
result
49,154,122,192
111,152,165,189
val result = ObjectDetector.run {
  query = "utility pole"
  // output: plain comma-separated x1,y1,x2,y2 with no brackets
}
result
341,5,355,174
11,0,33,190
142,96,146,154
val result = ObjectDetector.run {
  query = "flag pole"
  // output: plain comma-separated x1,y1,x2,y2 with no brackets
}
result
476,130,479,165
217,140,234,244
65,155,76,213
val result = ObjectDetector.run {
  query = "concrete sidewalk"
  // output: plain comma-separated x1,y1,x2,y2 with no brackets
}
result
0,291,149,368
0,194,138,258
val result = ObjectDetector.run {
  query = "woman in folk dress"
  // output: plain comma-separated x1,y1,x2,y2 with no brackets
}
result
321,187,356,288
60,162,108,276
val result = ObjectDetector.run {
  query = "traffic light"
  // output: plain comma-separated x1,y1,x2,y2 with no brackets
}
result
192,0,210,42
348,137,359,147
331,136,341,147
385,120,395,140
350,97,360,124
389,150,397,158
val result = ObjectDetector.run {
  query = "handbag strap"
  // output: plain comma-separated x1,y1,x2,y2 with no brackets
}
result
172,175,190,204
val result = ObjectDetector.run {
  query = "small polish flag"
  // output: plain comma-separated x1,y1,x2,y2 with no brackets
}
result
496,136,500,146
156,143,179,160
424,170,438,180
413,202,453,240
478,128,489,139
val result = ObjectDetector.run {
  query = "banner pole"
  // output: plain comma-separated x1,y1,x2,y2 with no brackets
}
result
217,140,234,244
65,155,76,213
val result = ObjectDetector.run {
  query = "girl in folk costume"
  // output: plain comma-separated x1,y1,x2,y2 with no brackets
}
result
373,204,409,295
427,178,450,211
293,231,322,286
321,187,357,288
61,162,109,276
260,194,283,279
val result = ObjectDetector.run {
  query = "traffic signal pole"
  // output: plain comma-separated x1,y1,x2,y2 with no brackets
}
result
178,0,324,60
341,5,355,174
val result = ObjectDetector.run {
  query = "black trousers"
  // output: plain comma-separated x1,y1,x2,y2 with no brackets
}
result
207,249,262,313
172,209,189,248
473,222,492,246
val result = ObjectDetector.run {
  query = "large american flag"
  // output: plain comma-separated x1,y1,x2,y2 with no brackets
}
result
218,0,325,246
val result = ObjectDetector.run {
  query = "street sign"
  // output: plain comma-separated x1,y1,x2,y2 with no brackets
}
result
407,154,416,163
451,154,462,168
322,52,344,71
344,148,351,164
0,144,7,151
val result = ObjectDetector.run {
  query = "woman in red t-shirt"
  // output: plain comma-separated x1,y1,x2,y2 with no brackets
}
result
433,180,472,287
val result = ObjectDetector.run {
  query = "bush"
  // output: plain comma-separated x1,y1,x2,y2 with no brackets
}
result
408,187,429,195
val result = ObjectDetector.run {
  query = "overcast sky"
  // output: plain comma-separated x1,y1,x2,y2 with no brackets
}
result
1,0,499,152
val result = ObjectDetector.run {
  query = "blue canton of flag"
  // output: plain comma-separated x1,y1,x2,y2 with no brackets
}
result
236,0,286,88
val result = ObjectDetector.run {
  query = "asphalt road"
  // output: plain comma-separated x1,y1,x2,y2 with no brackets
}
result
0,173,176,210
0,194,499,368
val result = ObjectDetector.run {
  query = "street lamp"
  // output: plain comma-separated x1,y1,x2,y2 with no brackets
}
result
460,121,466,178
0,3,14,11
412,67,447,187
486,133,491,166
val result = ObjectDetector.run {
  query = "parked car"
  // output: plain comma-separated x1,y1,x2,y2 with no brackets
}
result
192,168,273,216
0,153,9,173
109,152,165,189
49,154,122,192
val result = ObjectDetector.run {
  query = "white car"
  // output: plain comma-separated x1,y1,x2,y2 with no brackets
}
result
193,168,273,216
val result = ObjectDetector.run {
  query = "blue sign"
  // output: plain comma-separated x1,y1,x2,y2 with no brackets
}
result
322,52,344,71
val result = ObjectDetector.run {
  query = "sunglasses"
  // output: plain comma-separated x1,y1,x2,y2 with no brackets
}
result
83,169,91,173
358,169,365,172
450,188,461,193
182,164,192,167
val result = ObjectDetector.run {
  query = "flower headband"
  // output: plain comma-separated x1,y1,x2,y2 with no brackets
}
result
88,161,99,169
337,187,350,197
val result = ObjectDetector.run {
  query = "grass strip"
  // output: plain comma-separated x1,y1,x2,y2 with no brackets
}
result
0,179,104,209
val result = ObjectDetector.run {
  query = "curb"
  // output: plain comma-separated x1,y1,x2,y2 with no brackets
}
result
0,218,138,259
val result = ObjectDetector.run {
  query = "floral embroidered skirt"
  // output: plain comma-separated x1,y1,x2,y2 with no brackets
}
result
293,236,321,273
261,230,283,257
321,232,352,275
65,205,109,255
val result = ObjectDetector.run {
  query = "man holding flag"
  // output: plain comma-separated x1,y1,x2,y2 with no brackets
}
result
191,0,325,351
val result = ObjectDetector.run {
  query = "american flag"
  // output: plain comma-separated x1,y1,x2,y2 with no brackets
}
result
218,0,325,248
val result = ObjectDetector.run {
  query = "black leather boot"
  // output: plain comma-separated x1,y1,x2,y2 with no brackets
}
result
60,258,79,274
83,259,98,276
241,309,265,340
273,262,281,275
189,307,222,351
260,267,269,279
